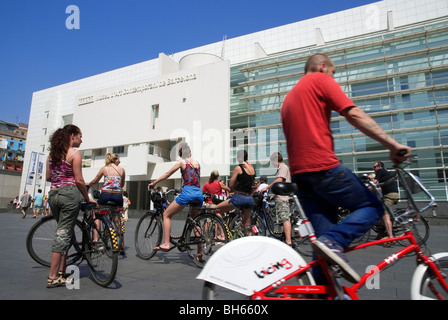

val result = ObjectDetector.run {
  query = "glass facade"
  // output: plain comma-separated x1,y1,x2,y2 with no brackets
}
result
230,20,448,200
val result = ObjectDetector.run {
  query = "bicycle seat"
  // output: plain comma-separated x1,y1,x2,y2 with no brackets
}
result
271,182,298,196
80,202,96,211
188,200,202,207
104,201,120,207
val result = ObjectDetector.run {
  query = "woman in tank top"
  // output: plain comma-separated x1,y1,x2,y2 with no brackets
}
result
214,150,255,233
45,124,95,288
87,153,126,207
87,153,126,254
147,142,203,253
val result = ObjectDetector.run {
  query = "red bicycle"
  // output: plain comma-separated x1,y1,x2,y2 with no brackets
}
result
198,160,448,300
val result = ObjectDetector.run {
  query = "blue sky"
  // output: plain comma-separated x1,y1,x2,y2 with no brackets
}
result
0,0,377,125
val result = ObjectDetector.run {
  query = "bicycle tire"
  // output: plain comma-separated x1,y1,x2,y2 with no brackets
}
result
203,270,315,300
263,209,284,239
185,213,231,268
84,214,118,287
411,252,448,300
134,211,162,260
109,209,125,253
26,215,83,267
228,211,266,239
395,217,430,246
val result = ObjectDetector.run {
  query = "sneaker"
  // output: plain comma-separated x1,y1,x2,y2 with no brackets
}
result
311,237,361,284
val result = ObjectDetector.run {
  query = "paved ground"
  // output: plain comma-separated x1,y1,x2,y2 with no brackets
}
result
1,212,447,302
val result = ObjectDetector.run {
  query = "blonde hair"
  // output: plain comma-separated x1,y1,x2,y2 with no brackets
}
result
105,153,120,166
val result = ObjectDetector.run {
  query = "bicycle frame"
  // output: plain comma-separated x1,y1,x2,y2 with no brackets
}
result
249,229,448,300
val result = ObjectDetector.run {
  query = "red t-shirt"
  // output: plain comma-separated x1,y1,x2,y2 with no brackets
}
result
282,73,355,175
202,180,222,204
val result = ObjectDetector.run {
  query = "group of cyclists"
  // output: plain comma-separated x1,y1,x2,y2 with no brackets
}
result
44,53,412,288
146,143,292,252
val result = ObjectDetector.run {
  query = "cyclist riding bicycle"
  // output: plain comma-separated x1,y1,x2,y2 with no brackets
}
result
282,53,411,284
87,153,126,207
87,153,126,254
147,142,204,253
214,150,255,234
202,170,230,209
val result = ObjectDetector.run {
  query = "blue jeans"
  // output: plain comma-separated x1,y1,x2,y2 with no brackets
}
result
292,164,383,250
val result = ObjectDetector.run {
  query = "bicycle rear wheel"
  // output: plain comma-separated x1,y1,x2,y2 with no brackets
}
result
26,215,83,267
395,217,430,246
84,215,118,287
203,270,315,300
186,213,230,268
134,211,162,259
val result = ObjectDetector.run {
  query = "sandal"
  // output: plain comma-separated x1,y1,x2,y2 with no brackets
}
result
382,237,392,248
46,276,66,288
58,270,73,278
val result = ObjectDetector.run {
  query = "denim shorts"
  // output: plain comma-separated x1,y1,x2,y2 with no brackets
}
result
229,193,254,210
98,191,123,207
175,185,203,207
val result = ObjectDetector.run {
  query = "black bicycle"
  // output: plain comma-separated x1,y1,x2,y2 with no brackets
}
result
253,193,316,255
134,189,231,268
26,202,119,287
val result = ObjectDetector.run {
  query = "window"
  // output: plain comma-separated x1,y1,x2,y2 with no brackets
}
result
152,104,159,129
62,114,73,126
112,146,125,154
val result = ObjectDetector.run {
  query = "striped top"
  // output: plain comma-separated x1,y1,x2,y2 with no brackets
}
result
49,150,78,188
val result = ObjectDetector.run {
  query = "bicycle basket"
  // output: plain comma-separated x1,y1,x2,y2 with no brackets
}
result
212,194,225,205
151,192,163,203
252,192,263,209
93,190,101,199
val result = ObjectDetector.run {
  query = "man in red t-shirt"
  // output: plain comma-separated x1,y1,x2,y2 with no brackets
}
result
282,53,411,283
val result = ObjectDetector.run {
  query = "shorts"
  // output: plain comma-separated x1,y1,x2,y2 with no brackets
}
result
98,191,123,207
274,200,291,223
175,185,203,207
48,185,81,253
229,194,254,210
383,192,399,214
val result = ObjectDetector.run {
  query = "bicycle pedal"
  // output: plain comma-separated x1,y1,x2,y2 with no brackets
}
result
330,265,343,277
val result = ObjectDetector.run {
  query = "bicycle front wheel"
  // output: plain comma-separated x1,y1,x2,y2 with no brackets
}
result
186,213,230,268
26,215,83,267
411,252,448,300
228,211,266,239
84,215,118,287
134,211,162,259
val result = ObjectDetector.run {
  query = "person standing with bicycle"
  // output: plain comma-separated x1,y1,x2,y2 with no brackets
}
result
373,161,399,247
45,124,96,288
282,53,412,283
147,142,203,253
259,152,292,246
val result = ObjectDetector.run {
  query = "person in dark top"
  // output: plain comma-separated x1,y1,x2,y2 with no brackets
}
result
374,161,399,246
214,150,255,233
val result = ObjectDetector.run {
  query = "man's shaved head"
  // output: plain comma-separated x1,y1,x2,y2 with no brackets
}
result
304,53,334,74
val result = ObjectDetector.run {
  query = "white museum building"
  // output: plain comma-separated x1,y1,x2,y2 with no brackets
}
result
21,0,448,209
